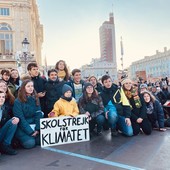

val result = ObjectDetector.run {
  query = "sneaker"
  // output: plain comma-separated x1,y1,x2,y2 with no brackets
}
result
111,128,118,137
0,144,17,155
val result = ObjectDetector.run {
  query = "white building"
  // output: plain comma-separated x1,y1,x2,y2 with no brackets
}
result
81,58,117,80
0,0,43,71
130,47,170,80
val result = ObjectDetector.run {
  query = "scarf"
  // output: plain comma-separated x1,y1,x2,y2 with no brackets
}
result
124,87,142,108
61,95,72,102
58,70,66,80
146,102,154,114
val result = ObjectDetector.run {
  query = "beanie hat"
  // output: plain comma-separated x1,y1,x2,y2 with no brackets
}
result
140,83,148,89
83,82,94,91
121,78,131,86
62,84,73,95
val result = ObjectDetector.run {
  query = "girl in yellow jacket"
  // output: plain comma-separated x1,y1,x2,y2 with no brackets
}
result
48,84,79,117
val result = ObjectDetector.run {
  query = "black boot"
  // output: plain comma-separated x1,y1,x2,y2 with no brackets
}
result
0,144,17,155
111,128,118,137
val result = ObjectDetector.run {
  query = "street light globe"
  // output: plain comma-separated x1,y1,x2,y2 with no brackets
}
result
22,38,30,52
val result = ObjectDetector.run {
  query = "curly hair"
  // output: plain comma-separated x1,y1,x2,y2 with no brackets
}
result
55,60,70,81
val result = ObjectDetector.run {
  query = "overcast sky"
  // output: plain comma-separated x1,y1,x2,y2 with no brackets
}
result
37,0,170,70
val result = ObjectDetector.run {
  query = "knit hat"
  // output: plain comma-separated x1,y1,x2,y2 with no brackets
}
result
140,83,148,89
83,82,94,91
121,78,131,86
62,84,73,95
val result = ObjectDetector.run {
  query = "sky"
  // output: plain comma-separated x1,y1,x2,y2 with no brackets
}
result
37,0,170,70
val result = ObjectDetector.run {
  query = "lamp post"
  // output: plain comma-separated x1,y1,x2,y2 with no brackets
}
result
21,38,30,73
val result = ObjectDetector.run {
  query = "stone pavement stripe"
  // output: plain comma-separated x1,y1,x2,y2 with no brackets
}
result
43,147,145,170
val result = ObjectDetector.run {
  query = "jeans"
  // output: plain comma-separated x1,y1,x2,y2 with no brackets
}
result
0,119,17,145
15,127,40,149
89,114,105,132
104,104,118,129
117,116,133,136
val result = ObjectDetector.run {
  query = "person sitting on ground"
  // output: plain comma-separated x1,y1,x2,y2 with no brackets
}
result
121,78,152,135
142,90,166,132
48,84,79,117
88,75,103,94
78,83,105,136
13,79,43,149
0,90,19,155
100,75,133,137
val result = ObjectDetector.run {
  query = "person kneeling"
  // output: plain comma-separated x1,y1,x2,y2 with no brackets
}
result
0,91,19,155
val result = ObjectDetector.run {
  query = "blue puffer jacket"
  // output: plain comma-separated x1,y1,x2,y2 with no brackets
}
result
13,96,43,135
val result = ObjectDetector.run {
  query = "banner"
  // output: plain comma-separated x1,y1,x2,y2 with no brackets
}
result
40,115,90,147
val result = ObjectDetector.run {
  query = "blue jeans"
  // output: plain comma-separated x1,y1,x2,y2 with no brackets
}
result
104,104,118,129
15,127,40,149
0,119,17,145
117,116,133,136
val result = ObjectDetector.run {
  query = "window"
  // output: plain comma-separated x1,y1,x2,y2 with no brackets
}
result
0,23,13,55
0,8,10,16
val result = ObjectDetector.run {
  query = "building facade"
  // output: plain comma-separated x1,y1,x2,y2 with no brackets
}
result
130,47,170,82
0,0,43,72
81,58,117,81
81,13,117,80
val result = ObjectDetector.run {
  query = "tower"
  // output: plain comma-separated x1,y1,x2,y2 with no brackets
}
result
99,13,117,66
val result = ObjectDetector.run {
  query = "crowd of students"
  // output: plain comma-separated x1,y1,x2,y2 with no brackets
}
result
0,60,169,156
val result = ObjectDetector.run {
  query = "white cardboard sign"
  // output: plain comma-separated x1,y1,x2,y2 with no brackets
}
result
40,115,90,147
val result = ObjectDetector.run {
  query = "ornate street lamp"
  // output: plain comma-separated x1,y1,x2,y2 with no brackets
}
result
21,38,30,73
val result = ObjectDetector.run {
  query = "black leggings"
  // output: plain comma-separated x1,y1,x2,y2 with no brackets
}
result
132,118,152,135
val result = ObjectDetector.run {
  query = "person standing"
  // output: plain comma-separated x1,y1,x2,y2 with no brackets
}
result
44,69,65,117
67,69,85,102
27,62,46,114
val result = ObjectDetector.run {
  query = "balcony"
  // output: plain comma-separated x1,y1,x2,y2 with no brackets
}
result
0,53,16,61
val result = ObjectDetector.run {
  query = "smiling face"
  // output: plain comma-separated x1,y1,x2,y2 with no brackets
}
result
25,82,34,95
143,93,151,103
29,67,39,77
73,72,81,83
64,90,72,98
89,77,97,87
86,85,94,94
103,78,112,88
123,81,132,91
0,82,7,93
11,70,19,79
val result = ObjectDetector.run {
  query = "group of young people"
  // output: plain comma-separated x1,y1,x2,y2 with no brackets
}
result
0,60,167,156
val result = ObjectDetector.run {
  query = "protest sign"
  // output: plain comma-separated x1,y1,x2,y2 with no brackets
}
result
40,115,90,147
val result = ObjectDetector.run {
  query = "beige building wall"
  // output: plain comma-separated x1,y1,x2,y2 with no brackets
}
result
0,0,43,71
